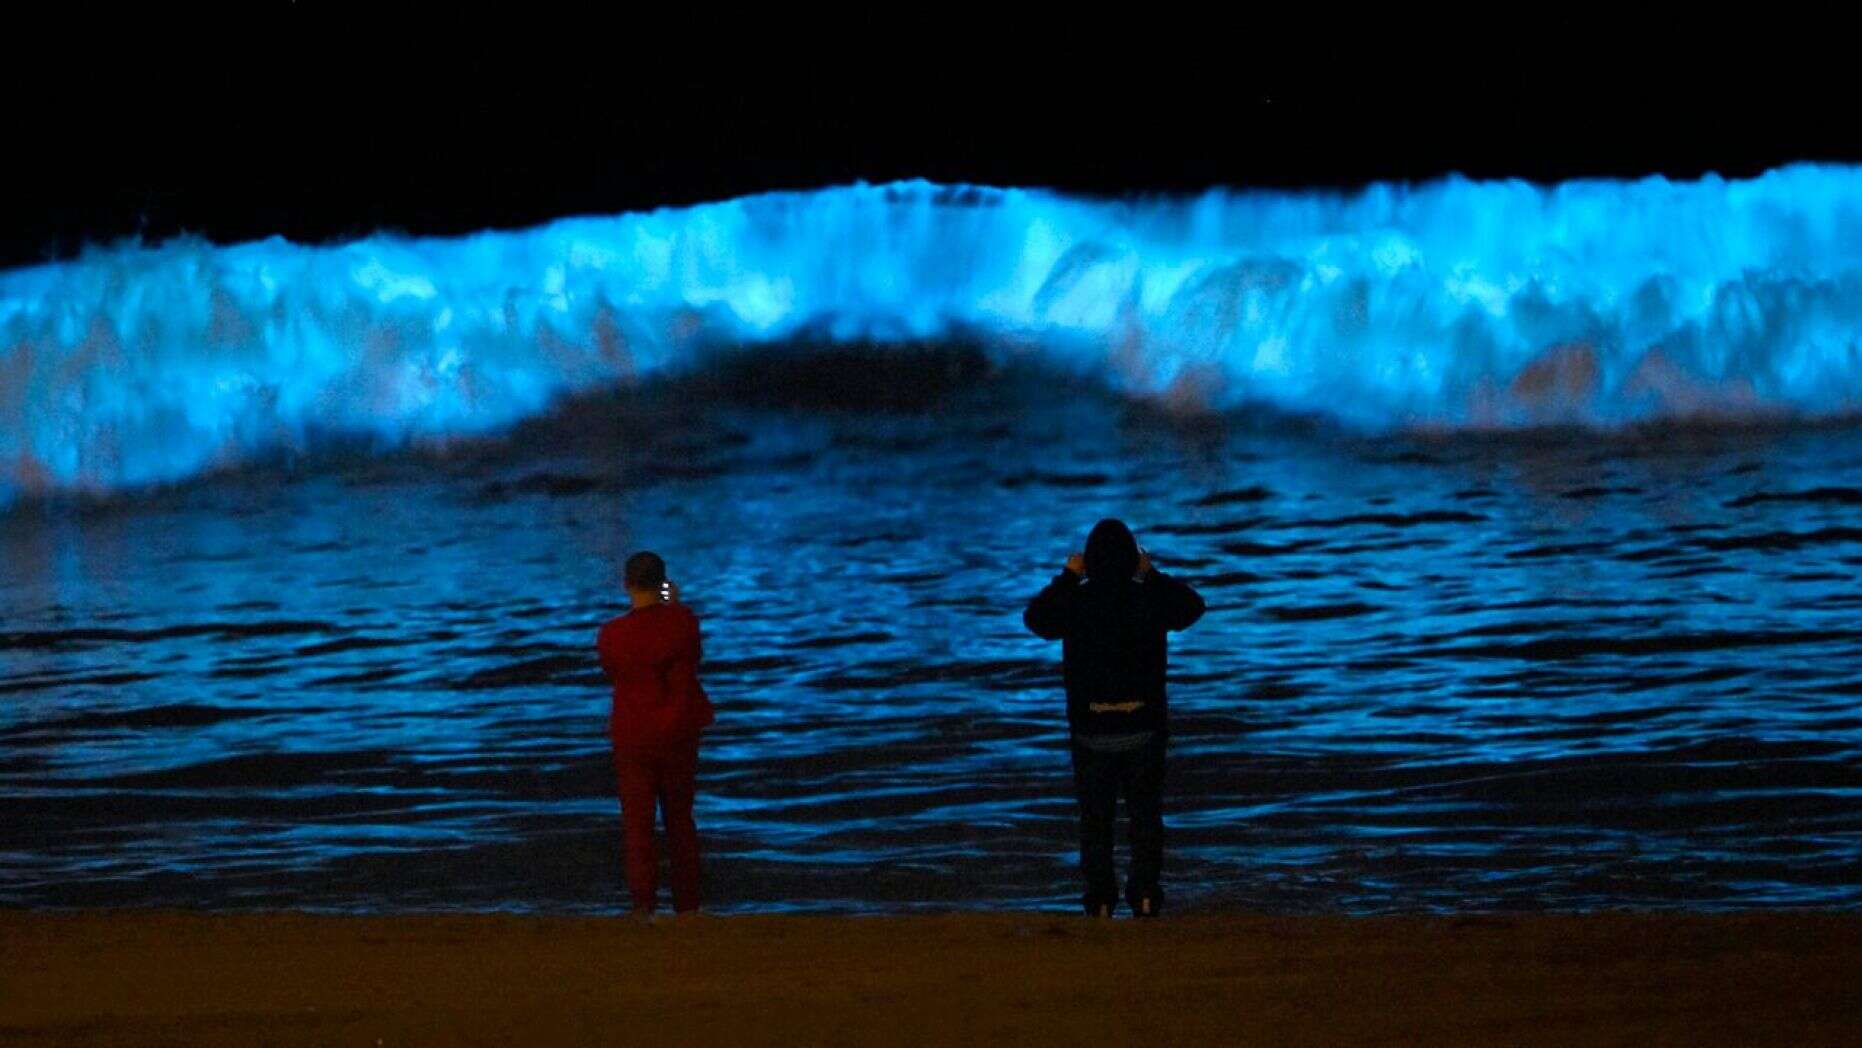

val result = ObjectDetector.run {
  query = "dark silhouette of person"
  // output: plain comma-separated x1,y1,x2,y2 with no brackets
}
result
1024,518,1205,917
596,551,715,917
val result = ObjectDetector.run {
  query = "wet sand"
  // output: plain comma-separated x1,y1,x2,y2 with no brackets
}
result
2,911,1857,1045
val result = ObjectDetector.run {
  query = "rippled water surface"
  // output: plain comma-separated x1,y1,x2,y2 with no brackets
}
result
4,367,1860,912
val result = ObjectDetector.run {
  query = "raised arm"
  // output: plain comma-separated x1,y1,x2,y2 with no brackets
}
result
1145,570,1205,632
1023,564,1083,640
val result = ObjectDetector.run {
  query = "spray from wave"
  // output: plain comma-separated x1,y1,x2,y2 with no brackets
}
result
6,167,1862,500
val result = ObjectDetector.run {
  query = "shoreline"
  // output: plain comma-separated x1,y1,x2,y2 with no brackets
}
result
3,910,1858,1045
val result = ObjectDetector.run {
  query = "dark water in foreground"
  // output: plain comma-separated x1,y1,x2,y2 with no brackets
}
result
4,363,1860,913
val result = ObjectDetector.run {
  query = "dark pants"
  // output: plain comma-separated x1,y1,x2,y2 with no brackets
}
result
613,741,701,913
1069,733,1166,915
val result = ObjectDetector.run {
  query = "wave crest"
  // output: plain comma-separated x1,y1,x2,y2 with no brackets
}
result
7,167,1862,498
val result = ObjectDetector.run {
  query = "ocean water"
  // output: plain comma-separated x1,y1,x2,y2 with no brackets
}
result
4,171,1862,913
3,358,1859,913
12,168,1862,502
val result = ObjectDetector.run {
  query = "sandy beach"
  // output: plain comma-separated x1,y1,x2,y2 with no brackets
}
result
2,910,1856,1045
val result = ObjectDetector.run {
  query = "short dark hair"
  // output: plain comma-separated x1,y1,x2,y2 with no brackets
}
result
624,551,667,591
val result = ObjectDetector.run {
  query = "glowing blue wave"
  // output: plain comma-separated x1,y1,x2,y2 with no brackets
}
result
7,166,1862,499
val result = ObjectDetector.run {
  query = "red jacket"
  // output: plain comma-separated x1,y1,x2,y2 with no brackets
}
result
596,603,714,754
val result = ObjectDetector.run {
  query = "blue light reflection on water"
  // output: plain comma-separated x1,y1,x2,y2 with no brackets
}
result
2,375,1860,913
14,168,1862,503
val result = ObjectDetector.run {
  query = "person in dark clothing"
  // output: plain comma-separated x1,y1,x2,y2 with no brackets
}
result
1023,518,1205,917
596,551,715,917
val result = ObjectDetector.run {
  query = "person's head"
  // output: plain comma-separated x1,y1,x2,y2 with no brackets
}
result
623,551,667,595
1083,518,1139,580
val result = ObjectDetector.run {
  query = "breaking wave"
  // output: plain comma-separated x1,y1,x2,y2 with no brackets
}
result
7,166,1862,499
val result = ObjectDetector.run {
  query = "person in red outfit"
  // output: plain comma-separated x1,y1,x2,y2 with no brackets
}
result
596,551,715,916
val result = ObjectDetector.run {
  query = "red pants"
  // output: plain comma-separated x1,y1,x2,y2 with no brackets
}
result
613,741,701,913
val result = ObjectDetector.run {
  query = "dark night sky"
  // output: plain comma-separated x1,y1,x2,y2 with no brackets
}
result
5,16,1857,269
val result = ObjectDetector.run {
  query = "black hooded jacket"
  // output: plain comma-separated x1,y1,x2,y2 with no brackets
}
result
1022,520,1206,735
